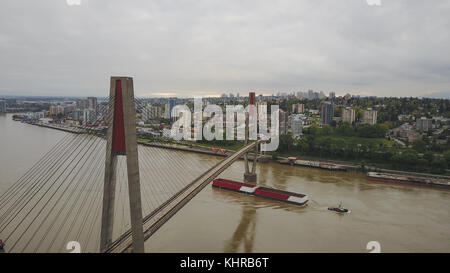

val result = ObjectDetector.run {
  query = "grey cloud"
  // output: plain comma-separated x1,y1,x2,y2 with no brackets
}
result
0,0,449,97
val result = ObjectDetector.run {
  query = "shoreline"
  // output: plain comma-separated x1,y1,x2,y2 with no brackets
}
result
15,118,450,188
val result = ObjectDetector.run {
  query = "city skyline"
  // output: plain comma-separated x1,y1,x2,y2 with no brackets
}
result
1,1,450,98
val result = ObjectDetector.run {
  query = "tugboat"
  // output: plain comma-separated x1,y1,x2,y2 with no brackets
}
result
328,202,349,213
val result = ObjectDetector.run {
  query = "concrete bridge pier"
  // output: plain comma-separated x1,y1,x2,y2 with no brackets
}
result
100,77,145,253
244,92,257,183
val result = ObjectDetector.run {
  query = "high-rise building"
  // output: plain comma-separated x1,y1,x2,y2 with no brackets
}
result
87,97,98,111
290,116,303,137
279,110,288,135
362,108,377,125
49,105,66,116
329,92,336,99
144,104,163,122
83,109,96,125
342,107,355,124
71,109,84,121
76,99,89,110
416,117,432,132
164,99,177,119
320,102,334,125
292,103,305,114
0,100,6,113
296,91,304,99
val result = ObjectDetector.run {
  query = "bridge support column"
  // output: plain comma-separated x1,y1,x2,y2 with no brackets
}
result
100,77,145,253
244,92,257,183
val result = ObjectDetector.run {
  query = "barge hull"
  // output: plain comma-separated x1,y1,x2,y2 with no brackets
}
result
212,178,308,206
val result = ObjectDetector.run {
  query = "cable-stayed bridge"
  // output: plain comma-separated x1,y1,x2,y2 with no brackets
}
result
0,77,262,253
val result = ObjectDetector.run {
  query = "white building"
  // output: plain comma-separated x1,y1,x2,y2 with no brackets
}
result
342,107,355,124
416,117,433,132
83,108,96,125
362,108,377,125
143,104,163,122
290,115,303,137
87,97,97,111
49,105,66,116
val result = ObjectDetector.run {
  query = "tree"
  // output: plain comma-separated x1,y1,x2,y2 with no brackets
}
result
431,157,447,174
336,122,354,136
321,125,334,135
354,107,363,122
444,150,450,166
423,151,434,163
412,140,427,153
278,133,294,153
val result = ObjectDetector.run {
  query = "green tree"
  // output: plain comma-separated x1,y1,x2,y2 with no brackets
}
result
431,157,447,174
423,151,434,163
444,150,450,166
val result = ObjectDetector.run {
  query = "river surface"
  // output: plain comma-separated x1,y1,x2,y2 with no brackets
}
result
0,113,449,253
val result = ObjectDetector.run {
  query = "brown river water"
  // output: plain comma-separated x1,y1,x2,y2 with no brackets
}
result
0,113,449,253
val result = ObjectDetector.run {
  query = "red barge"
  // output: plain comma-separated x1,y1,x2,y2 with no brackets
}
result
367,172,450,188
212,178,309,206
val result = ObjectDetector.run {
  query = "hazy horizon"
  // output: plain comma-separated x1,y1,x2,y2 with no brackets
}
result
1,0,449,98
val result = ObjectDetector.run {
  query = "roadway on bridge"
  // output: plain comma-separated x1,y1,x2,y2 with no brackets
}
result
105,140,262,253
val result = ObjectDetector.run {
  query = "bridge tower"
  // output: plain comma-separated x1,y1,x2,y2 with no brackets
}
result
100,77,145,253
244,92,258,183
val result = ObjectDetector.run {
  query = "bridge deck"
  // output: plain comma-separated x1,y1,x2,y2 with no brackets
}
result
104,140,263,253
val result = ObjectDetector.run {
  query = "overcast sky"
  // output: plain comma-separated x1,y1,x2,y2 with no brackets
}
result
0,0,449,98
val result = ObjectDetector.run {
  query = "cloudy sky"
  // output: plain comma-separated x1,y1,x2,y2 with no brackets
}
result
0,0,449,98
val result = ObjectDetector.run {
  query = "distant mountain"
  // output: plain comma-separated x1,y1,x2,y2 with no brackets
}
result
421,91,450,99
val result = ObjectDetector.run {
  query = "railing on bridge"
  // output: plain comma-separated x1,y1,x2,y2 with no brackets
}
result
104,140,263,253
0,77,265,253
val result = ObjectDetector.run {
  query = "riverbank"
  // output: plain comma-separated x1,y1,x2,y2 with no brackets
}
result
15,118,450,186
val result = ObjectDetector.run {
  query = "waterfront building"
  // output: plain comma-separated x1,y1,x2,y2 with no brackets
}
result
49,105,66,116
279,110,288,135
342,107,355,124
320,102,334,125
362,108,378,125
83,108,96,125
71,109,84,121
0,100,6,113
290,115,303,137
76,99,89,110
87,97,98,111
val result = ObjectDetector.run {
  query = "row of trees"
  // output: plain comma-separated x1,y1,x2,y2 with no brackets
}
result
305,123,388,138
279,96,450,124
277,124,449,174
